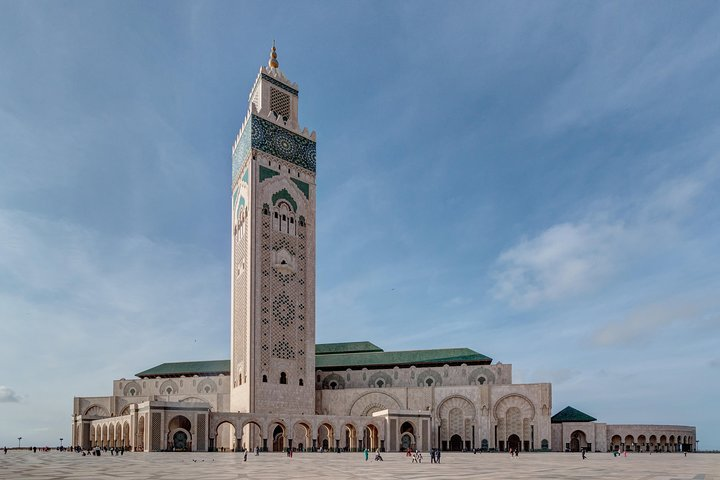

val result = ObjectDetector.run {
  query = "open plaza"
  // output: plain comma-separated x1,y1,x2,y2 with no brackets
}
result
1,450,718,480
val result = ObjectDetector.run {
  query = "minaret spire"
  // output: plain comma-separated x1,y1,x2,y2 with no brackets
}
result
268,40,279,69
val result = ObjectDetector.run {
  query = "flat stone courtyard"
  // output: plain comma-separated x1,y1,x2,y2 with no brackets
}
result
1,451,718,479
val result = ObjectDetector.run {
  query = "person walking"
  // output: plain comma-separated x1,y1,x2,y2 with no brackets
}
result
581,448,586,460
243,450,248,462
364,448,369,461
436,448,441,464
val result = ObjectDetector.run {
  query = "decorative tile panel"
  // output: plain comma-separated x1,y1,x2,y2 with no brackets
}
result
251,116,316,172
291,178,310,199
232,125,252,183
259,166,279,182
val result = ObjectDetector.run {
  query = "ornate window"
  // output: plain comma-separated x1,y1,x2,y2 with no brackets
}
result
270,87,291,122
299,379,304,386
272,201,296,236
262,375,268,383
280,372,287,384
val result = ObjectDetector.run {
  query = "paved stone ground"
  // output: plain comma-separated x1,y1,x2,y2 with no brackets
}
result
0,451,718,479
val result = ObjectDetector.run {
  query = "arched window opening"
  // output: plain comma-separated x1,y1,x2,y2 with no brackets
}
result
262,375,268,383
238,374,242,385
478,377,486,385
376,379,384,388
272,201,296,236
425,378,433,387
280,372,287,384
329,381,337,390
299,379,304,386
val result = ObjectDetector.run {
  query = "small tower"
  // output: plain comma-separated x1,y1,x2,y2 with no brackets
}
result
230,44,317,418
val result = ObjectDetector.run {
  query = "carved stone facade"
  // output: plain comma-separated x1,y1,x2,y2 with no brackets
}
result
70,48,696,454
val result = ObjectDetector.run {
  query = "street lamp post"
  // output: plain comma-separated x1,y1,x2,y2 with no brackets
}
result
60,438,63,449
17,437,22,449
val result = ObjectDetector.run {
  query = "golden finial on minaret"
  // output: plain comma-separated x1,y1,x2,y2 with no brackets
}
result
268,40,279,69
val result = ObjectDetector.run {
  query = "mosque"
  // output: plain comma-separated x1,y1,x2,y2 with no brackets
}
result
71,46,696,454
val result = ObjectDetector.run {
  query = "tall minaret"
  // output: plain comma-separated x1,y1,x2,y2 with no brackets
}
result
230,44,317,417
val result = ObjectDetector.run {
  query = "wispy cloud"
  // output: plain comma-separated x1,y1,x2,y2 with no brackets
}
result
491,145,719,309
492,221,629,308
0,386,21,403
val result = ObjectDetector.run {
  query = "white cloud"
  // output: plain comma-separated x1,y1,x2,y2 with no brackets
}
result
492,147,719,309
492,221,629,308
0,386,21,403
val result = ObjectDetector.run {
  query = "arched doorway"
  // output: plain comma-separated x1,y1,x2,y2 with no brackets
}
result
449,434,463,451
173,431,188,450
400,422,415,451
363,424,379,451
240,421,263,451
216,421,237,452
167,415,192,452
293,422,312,452
271,425,285,452
121,422,128,449
136,416,145,451
318,423,334,451
624,435,634,452
507,434,521,452
570,430,587,452
344,424,357,452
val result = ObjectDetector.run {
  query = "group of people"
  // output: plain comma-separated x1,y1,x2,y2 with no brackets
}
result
362,448,384,461
429,448,442,463
509,447,520,457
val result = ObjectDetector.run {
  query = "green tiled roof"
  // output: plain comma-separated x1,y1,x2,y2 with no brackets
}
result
136,360,230,378
315,341,383,355
315,347,491,370
136,345,491,377
551,406,597,423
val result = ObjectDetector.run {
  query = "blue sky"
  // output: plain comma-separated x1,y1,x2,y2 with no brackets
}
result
1,1,719,449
